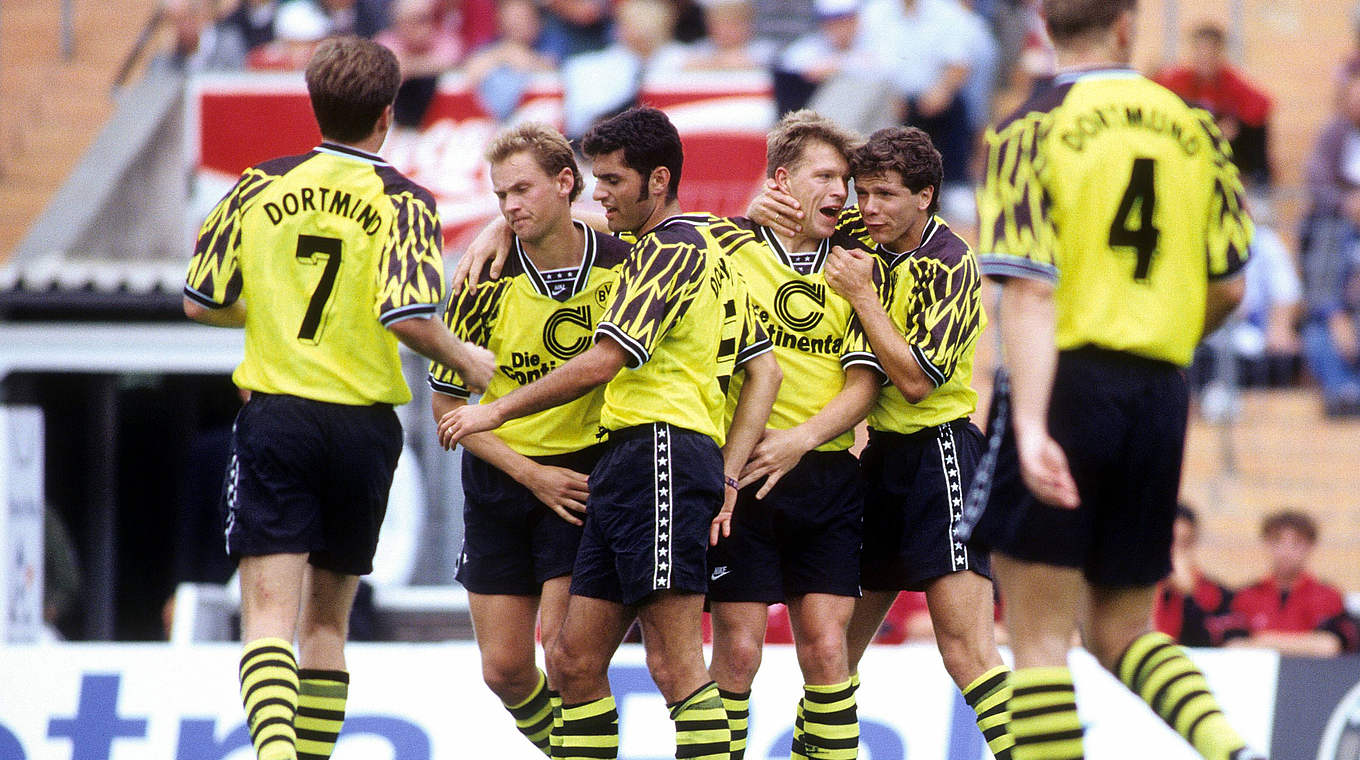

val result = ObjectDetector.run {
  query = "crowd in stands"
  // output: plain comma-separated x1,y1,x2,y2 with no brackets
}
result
1155,506,1360,656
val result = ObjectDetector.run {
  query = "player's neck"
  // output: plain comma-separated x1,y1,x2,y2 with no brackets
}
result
774,229,819,255
1055,43,1130,74
325,129,387,157
520,216,585,271
635,199,684,236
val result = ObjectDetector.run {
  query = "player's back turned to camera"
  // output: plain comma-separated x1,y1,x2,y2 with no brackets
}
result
183,35,493,760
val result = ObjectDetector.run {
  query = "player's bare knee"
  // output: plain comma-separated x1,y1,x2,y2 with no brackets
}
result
934,628,993,684
482,658,540,703
794,629,849,682
714,637,763,685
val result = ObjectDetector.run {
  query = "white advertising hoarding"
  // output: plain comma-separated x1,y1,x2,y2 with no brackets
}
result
0,406,44,643
0,642,1276,760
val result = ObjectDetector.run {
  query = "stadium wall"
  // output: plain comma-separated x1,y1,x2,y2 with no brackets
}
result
0,642,1350,760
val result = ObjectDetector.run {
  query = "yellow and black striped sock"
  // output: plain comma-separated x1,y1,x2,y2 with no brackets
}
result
718,688,751,760
239,637,299,760
669,682,730,760
556,696,618,760
296,669,348,760
792,695,807,757
794,679,858,760
547,689,564,757
1116,632,1246,760
505,669,554,756
1009,667,1083,760
964,665,1015,760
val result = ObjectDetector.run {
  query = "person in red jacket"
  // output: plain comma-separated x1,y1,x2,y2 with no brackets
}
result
1154,22,1273,186
1227,509,1360,656
1154,505,1236,647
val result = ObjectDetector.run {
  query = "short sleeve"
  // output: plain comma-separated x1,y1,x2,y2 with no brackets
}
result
184,169,266,308
900,252,984,388
426,277,509,398
1198,110,1255,280
735,295,773,366
376,193,445,326
976,114,1060,283
594,236,704,368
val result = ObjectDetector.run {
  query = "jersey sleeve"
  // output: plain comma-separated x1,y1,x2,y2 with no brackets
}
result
976,114,1060,283
1197,110,1255,280
594,236,704,368
735,293,773,366
426,277,508,398
375,193,445,326
904,252,984,387
184,169,268,308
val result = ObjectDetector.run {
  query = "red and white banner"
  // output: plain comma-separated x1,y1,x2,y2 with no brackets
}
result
189,71,775,248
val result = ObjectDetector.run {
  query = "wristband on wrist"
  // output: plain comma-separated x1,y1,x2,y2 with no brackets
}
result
724,475,740,491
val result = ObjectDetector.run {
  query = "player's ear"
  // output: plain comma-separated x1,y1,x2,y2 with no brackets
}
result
773,165,791,192
375,104,394,139
649,166,670,198
919,185,934,212
556,166,575,198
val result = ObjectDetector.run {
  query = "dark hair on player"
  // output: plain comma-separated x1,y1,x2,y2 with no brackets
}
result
581,106,684,201
849,126,943,215
1190,21,1226,45
305,36,401,144
486,122,585,202
1042,0,1137,46
1260,509,1319,544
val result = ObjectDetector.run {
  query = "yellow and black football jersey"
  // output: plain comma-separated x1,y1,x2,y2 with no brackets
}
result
595,214,773,445
185,143,445,406
844,216,986,434
720,218,886,452
976,68,1253,367
428,221,631,456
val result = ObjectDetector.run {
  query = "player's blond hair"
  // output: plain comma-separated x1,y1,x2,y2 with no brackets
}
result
765,109,858,179
305,36,401,144
1042,0,1136,45
485,122,585,202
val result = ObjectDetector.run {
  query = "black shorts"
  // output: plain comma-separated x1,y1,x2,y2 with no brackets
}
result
454,445,604,595
570,423,722,606
707,449,863,602
963,348,1188,588
224,393,402,576
859,419,991,592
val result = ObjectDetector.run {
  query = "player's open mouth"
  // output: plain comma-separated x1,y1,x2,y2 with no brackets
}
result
818,206,840,219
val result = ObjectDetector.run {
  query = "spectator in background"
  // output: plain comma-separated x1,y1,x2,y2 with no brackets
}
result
1227,510,1360,656
772,0,870,115
152,0,248,74
1154,505,1235,647
539,0,613,60
319,0,392,37
1301,69,1360,416
1154,22,1273,187
560,0,688,139
221,0,278,52
246,0,329,69
854,0,979,185
377,0,466,127
464,0,558,120
683,0,775,71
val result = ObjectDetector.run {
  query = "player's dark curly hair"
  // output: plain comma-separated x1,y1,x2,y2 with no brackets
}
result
305,36,401,144
581,107,684,201
1043,0,1137,45
849,126,942,215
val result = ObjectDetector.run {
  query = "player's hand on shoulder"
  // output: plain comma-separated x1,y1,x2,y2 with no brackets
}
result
748,178,804,237
451,217,513,295
437,398,505,449
1014,427,1080,509
459,341,496,394
740,426,815,500
525,464,590,526
824,245,874,304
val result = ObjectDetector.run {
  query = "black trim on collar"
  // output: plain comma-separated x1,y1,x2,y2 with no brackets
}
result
513,219,597,299
758,226,833,274
883,216,941,268
316,142,388,165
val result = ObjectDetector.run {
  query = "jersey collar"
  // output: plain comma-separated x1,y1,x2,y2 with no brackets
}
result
316,142,389,166
643,213,711,238
880,216,941,268
513,219,597,300
1052,67,1140,87
758,225,832,274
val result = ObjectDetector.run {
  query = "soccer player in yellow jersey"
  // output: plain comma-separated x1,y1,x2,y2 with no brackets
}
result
965,2,1262,759
703,110,882,760
441,107,781,760
427,123,632,756
818,127,1015,760
182,37,494,760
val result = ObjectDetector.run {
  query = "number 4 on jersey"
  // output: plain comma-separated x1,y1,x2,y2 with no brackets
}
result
1108,157,1160,281
296,234,343,344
